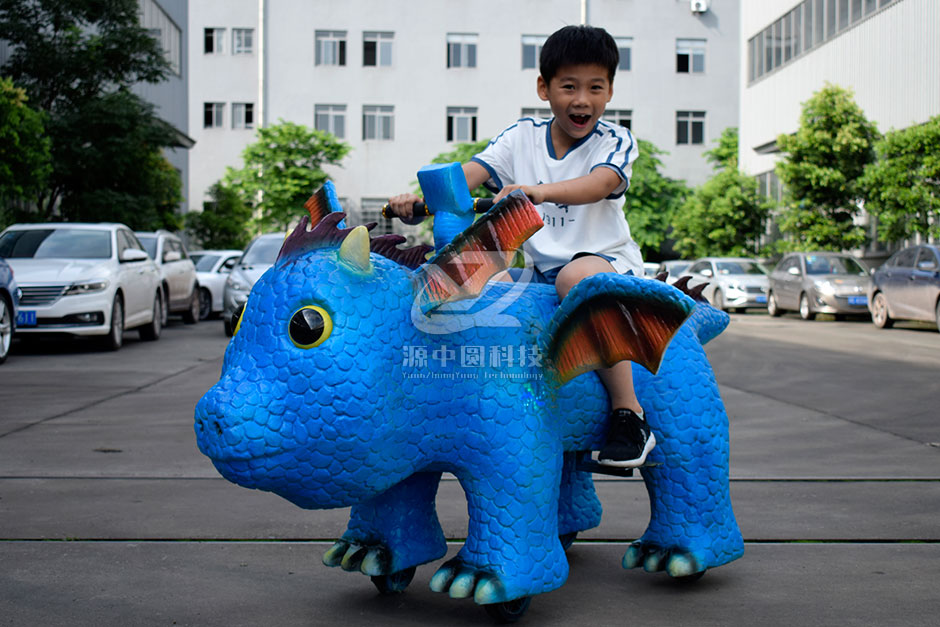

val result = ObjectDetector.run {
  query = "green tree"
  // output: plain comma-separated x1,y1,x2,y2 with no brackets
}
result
0,0,180,226
0,77,51,227
671,128,772,259
225,120,351,231
186,182,253,250
775,83,879,251
859,116,940,243
621,139,689,259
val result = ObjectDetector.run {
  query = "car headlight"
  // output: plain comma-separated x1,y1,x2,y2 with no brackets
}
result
815,280,835,296
64,279,109,296
225,274,249,292
725,282,744,294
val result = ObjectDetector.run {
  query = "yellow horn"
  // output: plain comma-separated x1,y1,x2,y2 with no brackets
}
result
338,225,372,274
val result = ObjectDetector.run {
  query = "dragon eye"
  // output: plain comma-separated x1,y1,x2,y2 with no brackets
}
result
289,306,332,348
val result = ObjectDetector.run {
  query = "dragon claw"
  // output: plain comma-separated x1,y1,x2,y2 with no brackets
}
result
623,541,705,580
430,559,510,604
323,540,391,576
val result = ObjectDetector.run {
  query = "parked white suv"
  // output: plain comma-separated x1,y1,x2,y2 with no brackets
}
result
0,223,163,350
136,230,200,325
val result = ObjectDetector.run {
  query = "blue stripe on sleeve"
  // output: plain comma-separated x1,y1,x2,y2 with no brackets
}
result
471,157,503,191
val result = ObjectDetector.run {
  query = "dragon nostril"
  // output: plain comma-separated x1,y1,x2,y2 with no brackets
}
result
213,421,223,437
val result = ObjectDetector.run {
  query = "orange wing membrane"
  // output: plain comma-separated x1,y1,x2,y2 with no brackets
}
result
414,191,542,314
543,274,695,385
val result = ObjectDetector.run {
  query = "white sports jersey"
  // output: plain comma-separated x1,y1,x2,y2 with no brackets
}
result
472,117,643,275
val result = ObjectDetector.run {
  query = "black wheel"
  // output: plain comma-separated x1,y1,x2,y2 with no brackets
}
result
182,287,200,324
159,287,169,326
710,288,725,311
223,316,234,337
138,292,163,341
198,287,212,320
674,570,706,584
935,300,940,334
559,532,577,551
0,294,12,365
767,291,782,317
871,292,893,329
799,293,815,320
102,296,124,351
370,567,416,595
484,597,532,624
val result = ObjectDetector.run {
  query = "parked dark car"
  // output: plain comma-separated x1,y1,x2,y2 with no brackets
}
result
767,252,871,320
868,244,940,332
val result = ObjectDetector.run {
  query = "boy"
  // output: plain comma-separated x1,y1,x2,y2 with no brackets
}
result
387,25,653,468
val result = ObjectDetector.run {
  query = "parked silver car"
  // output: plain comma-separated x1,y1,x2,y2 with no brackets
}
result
136,230,200,325
191,249,242,320
223,233,285,336
868,244,940,332
680,257,769,312
655,259,692,284
767,252,871,320
0,256,20,364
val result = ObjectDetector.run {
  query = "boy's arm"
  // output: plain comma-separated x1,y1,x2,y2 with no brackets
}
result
492,167,622,207
387,161,491,219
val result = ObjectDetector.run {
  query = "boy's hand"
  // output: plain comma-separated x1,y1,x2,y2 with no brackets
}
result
386,193,423,219
493,184,545,206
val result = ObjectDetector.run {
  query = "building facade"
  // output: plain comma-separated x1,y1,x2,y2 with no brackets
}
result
739,0,939,256
187,0,740,239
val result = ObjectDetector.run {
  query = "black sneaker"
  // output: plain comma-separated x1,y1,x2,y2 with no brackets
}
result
597,408,656,468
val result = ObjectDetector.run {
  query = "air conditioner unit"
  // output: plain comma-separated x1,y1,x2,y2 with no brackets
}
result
691,0,708,13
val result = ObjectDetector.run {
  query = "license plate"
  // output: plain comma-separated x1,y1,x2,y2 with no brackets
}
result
756,295,767,304
16,310,37,327
848,296,867,306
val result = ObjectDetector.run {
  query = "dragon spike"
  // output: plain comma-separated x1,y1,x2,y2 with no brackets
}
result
277,212,359,265
414,190,543,314
303,181,343,227
338,225,373,274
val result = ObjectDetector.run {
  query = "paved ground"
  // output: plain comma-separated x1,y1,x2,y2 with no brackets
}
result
1,312,939,626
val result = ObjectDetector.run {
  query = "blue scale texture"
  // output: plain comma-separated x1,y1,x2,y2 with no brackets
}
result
195,243,743,605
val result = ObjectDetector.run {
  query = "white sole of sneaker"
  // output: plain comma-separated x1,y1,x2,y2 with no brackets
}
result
596,432,657,468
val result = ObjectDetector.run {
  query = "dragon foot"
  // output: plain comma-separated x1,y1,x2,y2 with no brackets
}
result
429,557,517,604
622,541,706,580
323,539,392,576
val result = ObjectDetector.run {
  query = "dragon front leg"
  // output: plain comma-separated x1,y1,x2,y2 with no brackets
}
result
323,471,448,578
430,435,570,605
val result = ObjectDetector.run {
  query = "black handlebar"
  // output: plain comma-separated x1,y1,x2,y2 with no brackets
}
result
381,198,495,220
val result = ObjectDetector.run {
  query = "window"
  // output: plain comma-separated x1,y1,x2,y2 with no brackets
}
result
447,107,477,142
232,103,254,129
615,37,632,71
447,33,477,68
315,30,347,66
676,39,705,73
203,102,224,128
521,107,552,119
233,28,254,55
363,105,394,140
916,247,939,271
676,111,705,145
140,0,181,74
204,27,224,54
521,35,547,70
314,104,346,139
361,199,394,236
363,31,393,66
603,109,632,130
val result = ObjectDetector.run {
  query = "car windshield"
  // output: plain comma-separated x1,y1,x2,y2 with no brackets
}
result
806,256,867,276
241,237,282,266
194,254,221,272
0,228,112,259
715,261,766,275
665,261,689,274
137,235,157,259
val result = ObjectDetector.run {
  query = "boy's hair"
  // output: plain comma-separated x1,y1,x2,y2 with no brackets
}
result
539,25,620,83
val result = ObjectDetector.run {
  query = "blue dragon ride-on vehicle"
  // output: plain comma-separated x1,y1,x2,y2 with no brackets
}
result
195,163,743,623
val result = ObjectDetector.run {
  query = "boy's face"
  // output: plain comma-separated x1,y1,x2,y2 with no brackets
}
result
537,63,613,144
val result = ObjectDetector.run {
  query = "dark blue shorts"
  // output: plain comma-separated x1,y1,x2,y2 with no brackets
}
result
507,253,629,285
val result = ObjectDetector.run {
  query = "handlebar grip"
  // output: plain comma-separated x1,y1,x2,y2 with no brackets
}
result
381,198,495,220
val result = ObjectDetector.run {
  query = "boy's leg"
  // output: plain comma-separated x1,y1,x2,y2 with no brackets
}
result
554,255,655,467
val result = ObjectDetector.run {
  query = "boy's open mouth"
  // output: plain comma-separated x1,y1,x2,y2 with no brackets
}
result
569,114,591,126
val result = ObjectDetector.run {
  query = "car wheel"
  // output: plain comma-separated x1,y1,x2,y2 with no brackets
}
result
198,287,212,321
935,300,940,333
0,295,12,365
160,287,169,327
799,293,815,320
223,316,234,337
182,288,200,325
138,291,162,341
767,291,782,317
871,292,894,329
102,296,124,351
711,288,725,311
